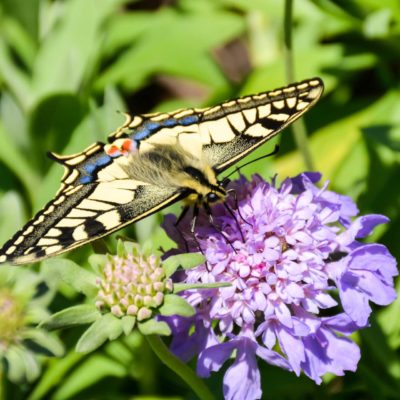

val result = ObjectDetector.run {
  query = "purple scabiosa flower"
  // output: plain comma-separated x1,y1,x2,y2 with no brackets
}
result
163,172,397,400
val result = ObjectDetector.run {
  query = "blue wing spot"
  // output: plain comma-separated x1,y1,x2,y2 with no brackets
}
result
162,118,178,127
79,175,93,184
134,127,151,141
83,163,96,174
96,154,112,166
147,121,160,131
180,115,198,126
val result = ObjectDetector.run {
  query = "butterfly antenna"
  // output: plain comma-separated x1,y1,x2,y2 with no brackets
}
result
224,144,280,179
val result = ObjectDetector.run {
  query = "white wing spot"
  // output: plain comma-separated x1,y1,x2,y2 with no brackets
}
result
272,100,285,109
54,196,66,205
244,124,273,137
91,184,135,204
64,169,79,185
44,245,63,255
258,104,271,118
286,98,297,108
208,119,235,143
268,113,289,122
96,210,121,230
23,226,34,235
47,228,63,237
5,246,16,255
66,155,86,166
296,102,309,111
243,109,257,124
67,209,97,218
14,236,24,245
79,199,114,211
227,113,246,131
33,215,45,225
56,218,85,228
72,225,89,241
37,238,59,246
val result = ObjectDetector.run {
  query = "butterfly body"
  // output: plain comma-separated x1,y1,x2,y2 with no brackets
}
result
0,78,323,265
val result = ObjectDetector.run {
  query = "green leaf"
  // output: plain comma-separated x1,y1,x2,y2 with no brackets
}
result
0,191,26,246
41,259,98,297
0,120,41,204
96,8,244,91
116,239,126,258
51,354,126,400
158,294,195,317
31,0,121,100
22,329,64,357
41,304,101,330
76,313,123,353
1,0,40,40
163,253,205,277
88,254,108,275
4,346,27,383
29,93,86,170
0,37,33,111
121,315,136,335
2,16,37,69
138,319,171,336
28,352,84,400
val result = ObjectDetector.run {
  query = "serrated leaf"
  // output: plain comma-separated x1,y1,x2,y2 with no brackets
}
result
138,319,171,336
158,294,195,317
41,258,98,297
41,304,101,330
76,314,123,353
163,253,205,277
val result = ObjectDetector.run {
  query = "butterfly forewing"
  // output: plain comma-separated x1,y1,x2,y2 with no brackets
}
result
0,78,323,265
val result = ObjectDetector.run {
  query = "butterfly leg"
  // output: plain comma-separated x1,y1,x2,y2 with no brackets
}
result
174,205,191,252
227,188,252,228
203,203,237,254
223,202,245,242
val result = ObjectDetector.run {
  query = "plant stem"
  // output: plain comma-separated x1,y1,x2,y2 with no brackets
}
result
0,363,5,400
146,335,214,400
283,0,315,171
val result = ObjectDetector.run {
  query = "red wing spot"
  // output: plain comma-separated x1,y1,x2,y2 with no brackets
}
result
106,145,121,156
121,139,134,154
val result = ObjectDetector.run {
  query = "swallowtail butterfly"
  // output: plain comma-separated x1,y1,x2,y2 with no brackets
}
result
0,78,323,265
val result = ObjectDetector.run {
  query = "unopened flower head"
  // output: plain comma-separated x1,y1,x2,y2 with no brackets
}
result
96,248,173,320
163,173,397,400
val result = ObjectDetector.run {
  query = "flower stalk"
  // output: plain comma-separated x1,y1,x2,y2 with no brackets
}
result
146,335,214,400
283,0,315,171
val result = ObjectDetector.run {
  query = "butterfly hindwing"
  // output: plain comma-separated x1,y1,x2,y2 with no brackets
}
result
0,143,182,264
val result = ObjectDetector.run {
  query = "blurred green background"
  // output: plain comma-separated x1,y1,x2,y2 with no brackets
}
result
0,0,400,398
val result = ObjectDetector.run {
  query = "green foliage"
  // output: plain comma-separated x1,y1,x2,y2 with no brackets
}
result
0,0,399,399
